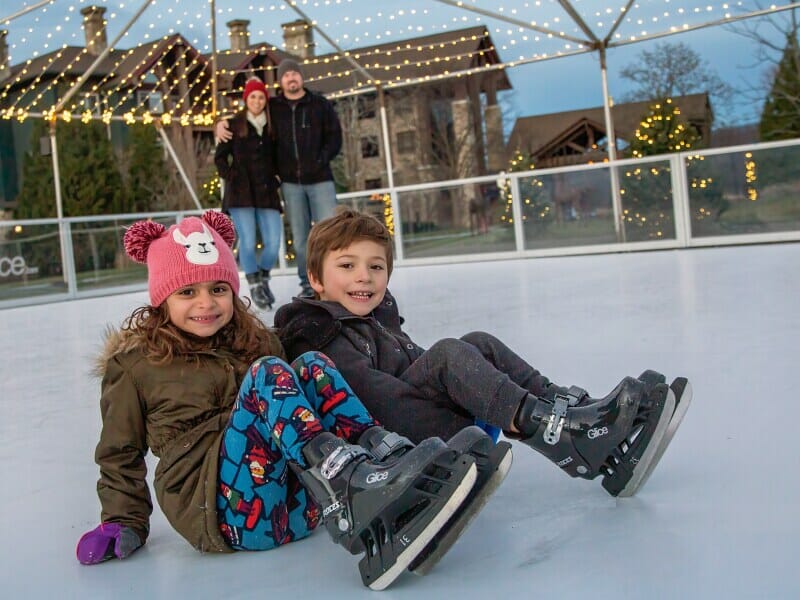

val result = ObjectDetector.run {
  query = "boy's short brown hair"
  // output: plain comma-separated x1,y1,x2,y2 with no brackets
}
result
306,207,394,284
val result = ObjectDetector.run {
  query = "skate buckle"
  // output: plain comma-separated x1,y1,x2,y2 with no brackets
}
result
321,445,368,480
371,431,413,461
543,396,568,445
543,388,584,445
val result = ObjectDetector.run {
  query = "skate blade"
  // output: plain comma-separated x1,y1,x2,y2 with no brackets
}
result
368,462,478,591
615,388,676,498
410,443,513,576
624,379,692,496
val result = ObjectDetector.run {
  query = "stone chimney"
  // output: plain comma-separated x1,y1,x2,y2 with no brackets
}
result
81,6,108,56
226,19,251,52
0,30,10,83
281,19,315,58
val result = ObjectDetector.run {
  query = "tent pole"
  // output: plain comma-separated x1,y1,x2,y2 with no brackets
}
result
156,124,203,210
599,46,625,243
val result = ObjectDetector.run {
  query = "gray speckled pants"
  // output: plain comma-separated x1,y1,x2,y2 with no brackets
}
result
391,331,552,442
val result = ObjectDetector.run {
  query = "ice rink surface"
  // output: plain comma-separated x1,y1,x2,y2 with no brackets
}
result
2,243,798,599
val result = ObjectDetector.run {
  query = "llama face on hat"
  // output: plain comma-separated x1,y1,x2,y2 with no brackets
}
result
172,223,220,266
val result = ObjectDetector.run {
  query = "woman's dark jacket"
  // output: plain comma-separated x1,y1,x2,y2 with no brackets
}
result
214,112,281,212
268,89,342,185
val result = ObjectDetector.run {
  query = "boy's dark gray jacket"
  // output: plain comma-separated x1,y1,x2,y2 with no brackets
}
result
274,291,473,441
269,89,342,185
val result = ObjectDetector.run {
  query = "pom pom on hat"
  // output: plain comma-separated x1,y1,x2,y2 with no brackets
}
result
202,209,236,249
277,59,303,81
243,78,268,102
124,220,166,264
124,211,240,306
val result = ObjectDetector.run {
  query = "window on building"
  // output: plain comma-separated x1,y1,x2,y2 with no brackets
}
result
358,94,377,119
364,178,383,190
136,90,165,113
361,136,380,158
393,102,413,119
397,131,416,154
80,93,102,116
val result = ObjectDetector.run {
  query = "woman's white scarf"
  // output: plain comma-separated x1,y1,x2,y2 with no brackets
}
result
247,111,267,136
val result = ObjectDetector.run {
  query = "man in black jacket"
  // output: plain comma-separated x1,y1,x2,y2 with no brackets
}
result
217,59,343,298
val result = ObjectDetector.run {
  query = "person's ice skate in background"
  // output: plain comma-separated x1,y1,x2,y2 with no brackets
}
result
275,208,691,573
75,210,487,590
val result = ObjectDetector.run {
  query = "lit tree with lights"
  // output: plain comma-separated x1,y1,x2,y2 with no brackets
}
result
627,98,700,158
622,98,719,239
498,149,552,231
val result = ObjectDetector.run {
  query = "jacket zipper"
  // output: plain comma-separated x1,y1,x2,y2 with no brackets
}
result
291,104,301,180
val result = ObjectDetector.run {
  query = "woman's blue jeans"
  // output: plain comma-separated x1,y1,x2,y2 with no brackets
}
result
228,207,282,275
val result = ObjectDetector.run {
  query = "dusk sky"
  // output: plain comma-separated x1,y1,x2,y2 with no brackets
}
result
3,0,794,127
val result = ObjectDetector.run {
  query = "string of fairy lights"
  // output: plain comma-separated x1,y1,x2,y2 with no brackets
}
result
1,0,761,125
0,0,767,217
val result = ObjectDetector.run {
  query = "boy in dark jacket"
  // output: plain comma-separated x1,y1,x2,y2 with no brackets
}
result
275,208,691,501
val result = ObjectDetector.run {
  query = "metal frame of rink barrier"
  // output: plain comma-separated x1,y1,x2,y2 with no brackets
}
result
1,137,799,309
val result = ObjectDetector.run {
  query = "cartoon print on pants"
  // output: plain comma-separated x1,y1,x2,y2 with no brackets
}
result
289,406,323,442
244,425,281,485
269,501,292,546
220,483,264,530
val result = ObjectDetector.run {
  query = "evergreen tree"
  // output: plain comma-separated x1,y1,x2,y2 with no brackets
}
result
498,150,552,230
15,119,126,218
14,119,56,219
13,119,128,278
760,32,800,141
627,98,700,159
124,123,171,212
621,98,723,240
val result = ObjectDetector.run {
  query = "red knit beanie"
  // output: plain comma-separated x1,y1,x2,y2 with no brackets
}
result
243,78,268,102
124,211,240,307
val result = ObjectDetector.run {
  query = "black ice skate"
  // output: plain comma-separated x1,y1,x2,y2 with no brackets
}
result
245,273,271,310
259,269,276,309
515,377,675,498
632,370,692,493
298,431,477,590
408,426,512,575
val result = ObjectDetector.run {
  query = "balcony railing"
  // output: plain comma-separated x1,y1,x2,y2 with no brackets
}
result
2,138,799,309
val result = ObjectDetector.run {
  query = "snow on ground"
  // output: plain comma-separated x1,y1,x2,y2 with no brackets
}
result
2,244,799,598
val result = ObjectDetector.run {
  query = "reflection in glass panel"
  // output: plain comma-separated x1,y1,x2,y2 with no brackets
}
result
397,182,514,259
688,145,800,237
618,160,676,242
0,222,66,301
71,217,169,292
519,168,618,249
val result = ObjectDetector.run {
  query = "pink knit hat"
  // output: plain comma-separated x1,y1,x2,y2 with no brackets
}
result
243,77,268,102
124,211,240,306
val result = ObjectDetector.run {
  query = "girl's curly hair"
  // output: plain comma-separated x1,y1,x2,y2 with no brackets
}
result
121,295,284,375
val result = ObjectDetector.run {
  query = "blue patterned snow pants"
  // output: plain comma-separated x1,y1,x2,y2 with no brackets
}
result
216,351,376,551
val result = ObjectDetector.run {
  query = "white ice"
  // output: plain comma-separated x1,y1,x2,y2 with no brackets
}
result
2,244,799,598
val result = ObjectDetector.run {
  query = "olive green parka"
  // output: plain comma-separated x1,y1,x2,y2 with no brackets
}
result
93,328,285,552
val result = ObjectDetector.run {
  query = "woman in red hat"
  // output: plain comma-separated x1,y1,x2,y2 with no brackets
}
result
215,77,282,310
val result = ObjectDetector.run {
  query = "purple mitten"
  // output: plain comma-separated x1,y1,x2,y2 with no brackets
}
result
76,523,142,565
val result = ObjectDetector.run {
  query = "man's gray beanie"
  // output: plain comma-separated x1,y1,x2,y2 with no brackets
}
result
277,59,303,81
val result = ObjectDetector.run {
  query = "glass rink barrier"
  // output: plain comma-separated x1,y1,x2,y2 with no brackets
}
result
2,139,799,309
